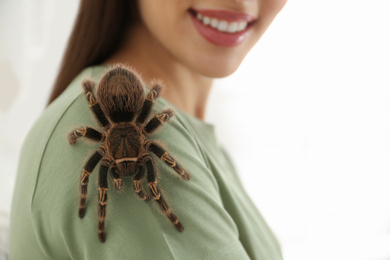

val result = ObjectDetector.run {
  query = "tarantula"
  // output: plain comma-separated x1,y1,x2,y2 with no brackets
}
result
68,65,190,243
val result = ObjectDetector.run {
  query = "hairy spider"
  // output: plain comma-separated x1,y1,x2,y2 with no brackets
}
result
68,65,190,243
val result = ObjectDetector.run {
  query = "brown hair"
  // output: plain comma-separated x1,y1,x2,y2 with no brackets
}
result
47,0,138,106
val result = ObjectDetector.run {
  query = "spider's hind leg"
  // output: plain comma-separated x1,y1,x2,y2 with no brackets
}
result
68,126,104,144
136,83,162,125
144,109,174,135
144,158,184,232
82,80,111,129
147,141,190,180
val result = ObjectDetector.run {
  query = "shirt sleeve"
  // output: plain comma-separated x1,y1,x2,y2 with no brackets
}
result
24,82,251,260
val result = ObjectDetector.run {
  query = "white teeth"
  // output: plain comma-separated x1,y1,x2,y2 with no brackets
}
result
210,18,218,28
228,22,238,33
195,12,249,33
203,16,210,25
237,21,247,31
217,21,228,31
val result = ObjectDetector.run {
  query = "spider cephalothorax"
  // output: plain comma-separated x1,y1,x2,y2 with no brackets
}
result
68,65,190,243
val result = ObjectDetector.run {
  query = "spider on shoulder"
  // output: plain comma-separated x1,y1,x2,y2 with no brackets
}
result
68,65,190,243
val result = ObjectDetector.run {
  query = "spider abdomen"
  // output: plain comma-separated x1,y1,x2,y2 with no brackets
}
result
97,66,145,123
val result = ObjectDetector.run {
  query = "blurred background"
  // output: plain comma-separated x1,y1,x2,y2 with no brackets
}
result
1,0,390,259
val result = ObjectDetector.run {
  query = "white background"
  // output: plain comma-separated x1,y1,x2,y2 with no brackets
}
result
1,0,390,259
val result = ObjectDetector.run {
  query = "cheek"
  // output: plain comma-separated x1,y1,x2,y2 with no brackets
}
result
262,0,288,17
138,0,189,29
138,1,170,28
274,0,288,9
253,0,287,36
137,0,190,50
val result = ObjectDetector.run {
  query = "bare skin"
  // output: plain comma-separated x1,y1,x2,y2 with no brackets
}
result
104,0,287,120
104,22,213,120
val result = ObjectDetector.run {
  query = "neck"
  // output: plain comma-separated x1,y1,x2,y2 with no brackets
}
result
103,22,213,120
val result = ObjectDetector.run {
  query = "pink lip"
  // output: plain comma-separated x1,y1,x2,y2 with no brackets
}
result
189,9,256,47
192,8,256,23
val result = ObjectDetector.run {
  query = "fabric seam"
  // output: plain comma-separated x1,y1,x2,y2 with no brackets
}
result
28,93,84,259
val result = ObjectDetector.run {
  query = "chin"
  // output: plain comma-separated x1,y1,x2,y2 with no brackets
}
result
200,65,239,78
191,54,245,78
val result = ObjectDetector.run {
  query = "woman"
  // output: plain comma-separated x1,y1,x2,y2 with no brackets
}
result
9,0,287,259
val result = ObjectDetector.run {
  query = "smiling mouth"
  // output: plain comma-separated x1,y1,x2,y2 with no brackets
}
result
188,8,257,47
189,8,256,34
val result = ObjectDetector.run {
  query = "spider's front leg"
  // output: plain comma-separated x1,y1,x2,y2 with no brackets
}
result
97,158,111,243
133,164,150,201
109,167,122,190
144,157,184,232
68,126,105,144
78,146,106,218
146,141,190,180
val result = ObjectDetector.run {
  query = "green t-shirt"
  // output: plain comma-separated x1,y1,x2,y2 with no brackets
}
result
9,65,283,260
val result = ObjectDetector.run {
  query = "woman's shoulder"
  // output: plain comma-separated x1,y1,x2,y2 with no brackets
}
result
11,65,250,259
